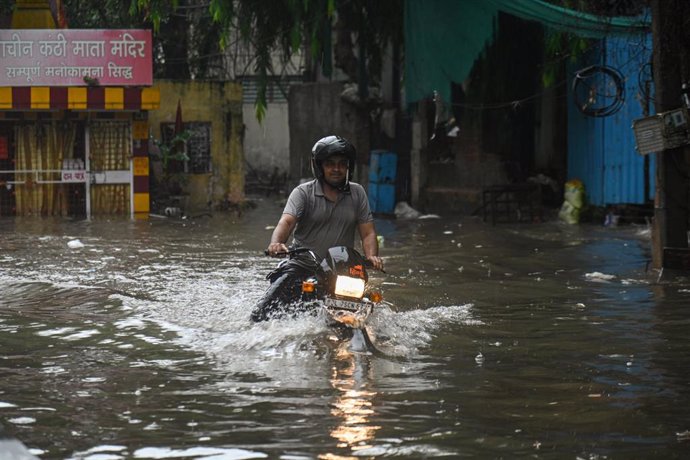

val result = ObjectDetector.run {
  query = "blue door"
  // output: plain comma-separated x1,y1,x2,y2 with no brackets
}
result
567,34,655,206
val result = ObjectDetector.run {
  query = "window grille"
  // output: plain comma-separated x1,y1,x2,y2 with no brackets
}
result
161,122,212,174
239,76,303,104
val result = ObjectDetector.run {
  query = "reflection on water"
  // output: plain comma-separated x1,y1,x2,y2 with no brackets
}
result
328,340,381,452
1,201,690,458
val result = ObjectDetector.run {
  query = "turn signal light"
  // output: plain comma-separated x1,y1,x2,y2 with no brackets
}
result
368,291,383,303
302,280,316,293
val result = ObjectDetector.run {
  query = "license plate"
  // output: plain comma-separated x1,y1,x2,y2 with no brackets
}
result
323,297,370,311
323,298,373,328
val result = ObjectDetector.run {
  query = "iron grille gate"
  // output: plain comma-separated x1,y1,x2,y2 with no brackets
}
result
0,120,135,218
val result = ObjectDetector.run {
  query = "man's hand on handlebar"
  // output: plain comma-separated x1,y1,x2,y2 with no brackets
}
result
367,255,384,272
266,242,289,257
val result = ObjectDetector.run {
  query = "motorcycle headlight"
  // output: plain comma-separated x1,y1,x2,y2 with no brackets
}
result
334,275,365,299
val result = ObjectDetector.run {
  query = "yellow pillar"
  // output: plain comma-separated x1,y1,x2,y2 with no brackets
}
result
227,99,245,204
11,0,57,29
224,83,245,204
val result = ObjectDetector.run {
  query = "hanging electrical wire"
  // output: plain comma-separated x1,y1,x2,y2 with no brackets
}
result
637,61,654,104
572,65,626,117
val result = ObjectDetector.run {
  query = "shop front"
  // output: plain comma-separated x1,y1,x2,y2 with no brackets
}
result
0,28,159,218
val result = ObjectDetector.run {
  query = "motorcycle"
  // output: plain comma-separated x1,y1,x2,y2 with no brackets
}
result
252,246,383,342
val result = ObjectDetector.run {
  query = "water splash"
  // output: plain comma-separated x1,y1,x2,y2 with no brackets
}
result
365,303,478,357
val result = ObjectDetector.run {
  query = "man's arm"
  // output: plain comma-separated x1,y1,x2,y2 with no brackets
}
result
266,213,297,256
358,221,384,271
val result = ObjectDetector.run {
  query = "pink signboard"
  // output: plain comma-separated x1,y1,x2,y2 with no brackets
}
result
0,29,153,86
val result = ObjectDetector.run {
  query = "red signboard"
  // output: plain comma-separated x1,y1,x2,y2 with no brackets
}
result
0,29,153,86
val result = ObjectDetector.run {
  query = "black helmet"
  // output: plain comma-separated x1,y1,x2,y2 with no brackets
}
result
311,135,356,183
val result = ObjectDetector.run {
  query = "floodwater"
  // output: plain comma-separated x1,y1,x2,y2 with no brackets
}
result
1,197,690,459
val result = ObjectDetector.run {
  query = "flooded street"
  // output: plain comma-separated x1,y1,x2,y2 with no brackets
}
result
1,197,690,459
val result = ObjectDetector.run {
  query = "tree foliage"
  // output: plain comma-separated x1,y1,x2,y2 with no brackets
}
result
63,0,148,28
541,0,648,88
9,0,403,121
129,0,403,120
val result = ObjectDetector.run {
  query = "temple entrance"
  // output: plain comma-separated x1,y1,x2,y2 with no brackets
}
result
0,119,135,218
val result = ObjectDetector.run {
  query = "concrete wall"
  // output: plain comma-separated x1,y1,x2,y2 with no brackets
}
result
243,103,290,175
288,82,370,187
149,80,244,212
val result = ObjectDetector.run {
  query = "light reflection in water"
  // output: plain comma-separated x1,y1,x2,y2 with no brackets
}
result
327,341,381,453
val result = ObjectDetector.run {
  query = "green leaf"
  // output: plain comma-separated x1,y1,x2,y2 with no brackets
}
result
255,100,267,123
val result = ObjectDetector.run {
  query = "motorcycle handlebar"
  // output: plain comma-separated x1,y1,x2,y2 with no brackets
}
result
363,259,386,273
263,247,385,273
263,247,311,257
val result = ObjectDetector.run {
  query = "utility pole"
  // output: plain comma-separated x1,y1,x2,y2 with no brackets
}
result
650,0,690,270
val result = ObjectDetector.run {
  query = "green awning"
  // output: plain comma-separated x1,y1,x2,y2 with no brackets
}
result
404,0,651,105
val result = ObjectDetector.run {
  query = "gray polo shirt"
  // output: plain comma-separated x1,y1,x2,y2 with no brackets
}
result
283,179,373,260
